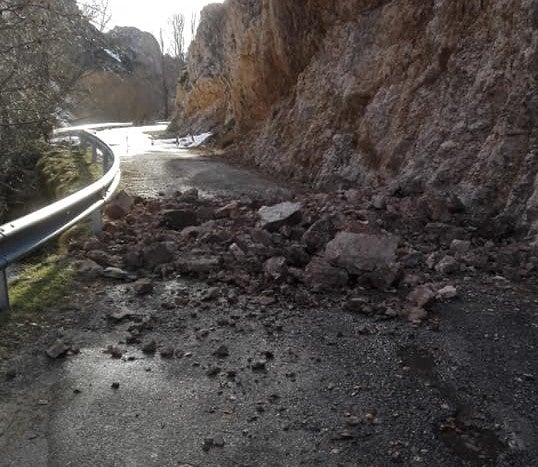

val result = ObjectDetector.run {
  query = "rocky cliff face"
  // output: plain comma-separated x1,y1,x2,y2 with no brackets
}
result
174,0,538,234
69,26,178,123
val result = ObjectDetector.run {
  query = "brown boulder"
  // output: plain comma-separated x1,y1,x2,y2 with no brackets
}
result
325,232,399,274
105,190,134,220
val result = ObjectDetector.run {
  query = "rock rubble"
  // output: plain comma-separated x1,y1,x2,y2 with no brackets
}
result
70,188,538,323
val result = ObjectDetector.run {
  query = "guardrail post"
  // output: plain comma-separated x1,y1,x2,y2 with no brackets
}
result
0,268,9,312
91,144,98,163
90,209,102,234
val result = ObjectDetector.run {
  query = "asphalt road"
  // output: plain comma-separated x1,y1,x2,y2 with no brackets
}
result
0,143,537,467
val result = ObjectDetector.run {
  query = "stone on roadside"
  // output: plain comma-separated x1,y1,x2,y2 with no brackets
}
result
229,243,246,260
436,285,458,300
325,232,399,274
370,194,386,210
406,285,435,307
213,345,229,358
252,360,267,372
105,190,134,220
133,278,154,296
264,256,287,281
102,267,129,280
215,201,240,218
175,256,221,275
46,340,69,359
435,255,459,274
406,306,428,323
73,259,103,278
162,209,199,230
142,339,157,354
160,347,175,359
344,297,373,315
258,202,302,231
143,242,175,269
178,188,199,202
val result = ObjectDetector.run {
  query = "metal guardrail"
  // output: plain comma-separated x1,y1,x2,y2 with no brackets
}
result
0,129,121,311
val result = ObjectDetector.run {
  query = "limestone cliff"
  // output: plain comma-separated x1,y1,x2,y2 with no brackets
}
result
69,26,179,123
174,0,538,234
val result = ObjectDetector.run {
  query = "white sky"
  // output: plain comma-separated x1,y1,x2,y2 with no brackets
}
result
104,0,223,52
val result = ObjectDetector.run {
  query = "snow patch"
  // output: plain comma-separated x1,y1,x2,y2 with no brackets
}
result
104,48,122,63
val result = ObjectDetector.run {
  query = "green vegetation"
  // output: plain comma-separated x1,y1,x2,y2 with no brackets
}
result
37,144,101,198
1,143,100,350
9,256,75,315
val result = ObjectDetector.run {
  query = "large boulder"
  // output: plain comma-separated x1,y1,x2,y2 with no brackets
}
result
325,232,399,274
257,202,302,231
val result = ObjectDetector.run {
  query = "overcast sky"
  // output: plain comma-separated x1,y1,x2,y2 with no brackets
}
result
104,0,223,52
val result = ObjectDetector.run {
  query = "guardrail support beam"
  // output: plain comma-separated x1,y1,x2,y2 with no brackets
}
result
0,269,9,312
91,144,98,163
90,209,102,234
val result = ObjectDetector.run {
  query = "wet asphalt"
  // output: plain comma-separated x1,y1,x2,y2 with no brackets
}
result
0,146,537,467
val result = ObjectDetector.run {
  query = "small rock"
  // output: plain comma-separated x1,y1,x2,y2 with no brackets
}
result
370,195,386,210
206,366,221,377
344,297,372,315
133,278,154,296
102,267,129,280
142,339,157,354
406,286,435,307
264,256,287,281
143,242,175,269
333,430,354,440
201,287,220,301
407,306,428,323
105,345,123,359
111,382,120,390
74,259,103,278
162,208,199,230
345,416,360,426
229,243,246,260
213,345,229,358
304,257,349,291
160,347,175,359
252,360,267,372
258,202,302,231
436,285,458,300
435,256,459,274
213,436,225,448
46,340,69,359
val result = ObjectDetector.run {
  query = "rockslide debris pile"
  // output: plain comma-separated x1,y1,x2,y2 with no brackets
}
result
71,189,538,324
173,0,538,236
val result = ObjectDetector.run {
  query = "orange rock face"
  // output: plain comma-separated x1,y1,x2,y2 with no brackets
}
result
174,0,538,232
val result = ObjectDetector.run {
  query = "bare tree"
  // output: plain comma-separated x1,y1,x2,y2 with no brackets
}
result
79,0,112,32
0,1,96,149
168,13,185,62
190,11,199,41
159,28,169,120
